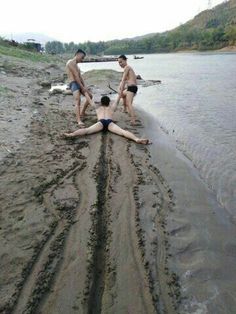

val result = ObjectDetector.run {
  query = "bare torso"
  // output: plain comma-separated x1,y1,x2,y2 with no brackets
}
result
124,65,137,86
66,59,81,83
96,105,114,120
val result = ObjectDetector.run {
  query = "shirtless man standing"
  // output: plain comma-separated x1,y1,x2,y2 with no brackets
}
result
66,49,92,127
63,96,150,145
117,55,138,125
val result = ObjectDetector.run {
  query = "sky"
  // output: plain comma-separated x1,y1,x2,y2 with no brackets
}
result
0,0,225,43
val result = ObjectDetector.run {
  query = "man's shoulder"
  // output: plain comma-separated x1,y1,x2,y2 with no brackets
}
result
124,65,133,73
66,59,76,66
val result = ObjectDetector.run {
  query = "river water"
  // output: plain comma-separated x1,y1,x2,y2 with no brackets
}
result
81,52,236,215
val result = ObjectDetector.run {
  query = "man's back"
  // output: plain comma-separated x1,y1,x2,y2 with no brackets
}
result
96,105,114,120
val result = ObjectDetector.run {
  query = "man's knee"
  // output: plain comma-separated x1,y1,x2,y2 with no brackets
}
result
126,102,133,108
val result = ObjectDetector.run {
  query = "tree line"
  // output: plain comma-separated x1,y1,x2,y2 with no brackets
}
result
45,24,236,55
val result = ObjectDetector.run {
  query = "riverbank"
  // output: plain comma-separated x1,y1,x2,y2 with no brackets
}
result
1,52,236,314
84,56,118,62
175,45,236,53
141,110,236,314
217,45,236,52
0,54,179,313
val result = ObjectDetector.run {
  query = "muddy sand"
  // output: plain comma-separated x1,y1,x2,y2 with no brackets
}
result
0,55,236,314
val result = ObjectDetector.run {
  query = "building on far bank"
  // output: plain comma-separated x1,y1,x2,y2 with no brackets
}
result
23,39,43,52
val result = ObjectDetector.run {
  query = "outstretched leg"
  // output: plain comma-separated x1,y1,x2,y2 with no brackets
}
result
108,122,150,144
64,122,103,138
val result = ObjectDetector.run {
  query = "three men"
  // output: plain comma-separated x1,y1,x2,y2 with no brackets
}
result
64,96,150,145
65,51,149,144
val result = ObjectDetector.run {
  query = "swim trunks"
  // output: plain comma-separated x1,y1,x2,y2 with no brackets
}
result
69,81,80,93
127,85,138,94
99,119,113,131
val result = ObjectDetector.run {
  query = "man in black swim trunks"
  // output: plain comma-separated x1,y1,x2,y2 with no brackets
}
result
66,49,93,127
117,55,138,125
63,96,150,145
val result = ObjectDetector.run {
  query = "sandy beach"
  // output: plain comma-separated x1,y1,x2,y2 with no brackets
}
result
1,54,236,314
217,45,236,52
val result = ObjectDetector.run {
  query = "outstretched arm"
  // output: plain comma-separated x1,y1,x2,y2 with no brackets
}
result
111,95,122,111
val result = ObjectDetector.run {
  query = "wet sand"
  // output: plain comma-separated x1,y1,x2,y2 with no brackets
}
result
1,54,236,314
142,112,236,314
217,45,236,52
0,56,179,313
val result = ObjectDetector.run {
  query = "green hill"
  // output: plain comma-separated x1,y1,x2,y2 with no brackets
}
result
101,0,236,53
4,0,235,56
160,0,236,51
184,0,236,30
44,0,236,55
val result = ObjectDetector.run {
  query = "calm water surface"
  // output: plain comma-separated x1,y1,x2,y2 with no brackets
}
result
81,52,236,214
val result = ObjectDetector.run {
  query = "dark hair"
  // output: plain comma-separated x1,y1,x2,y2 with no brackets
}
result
101,96,110,106
118,54,127,60
75,49,86,56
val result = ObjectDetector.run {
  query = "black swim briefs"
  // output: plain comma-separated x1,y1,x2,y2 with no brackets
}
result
127,85,138,94
99,119,113,131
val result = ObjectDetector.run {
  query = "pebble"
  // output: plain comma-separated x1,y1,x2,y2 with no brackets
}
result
15,160,23,166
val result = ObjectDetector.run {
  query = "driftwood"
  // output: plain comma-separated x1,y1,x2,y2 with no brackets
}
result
108,84,118,93
83,57,118,63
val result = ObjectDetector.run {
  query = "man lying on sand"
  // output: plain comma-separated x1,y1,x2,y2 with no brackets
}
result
63,96,151,145
116,54,138,125
66,49,93,127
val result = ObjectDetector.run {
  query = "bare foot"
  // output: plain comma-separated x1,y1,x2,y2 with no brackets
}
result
62,133,73,138
131,120,136,126
136,139,152,145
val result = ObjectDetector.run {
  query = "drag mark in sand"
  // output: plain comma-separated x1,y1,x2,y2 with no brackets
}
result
103,136,157,313
128,144,181,313
85,135,113,314
1,98,181,313
11,161,87,314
